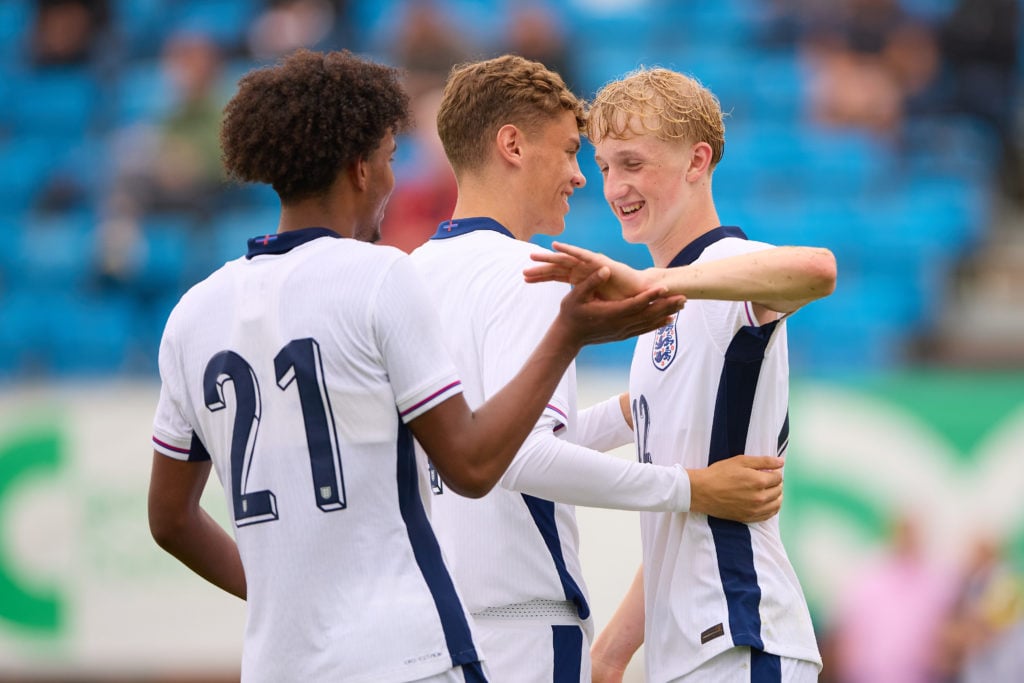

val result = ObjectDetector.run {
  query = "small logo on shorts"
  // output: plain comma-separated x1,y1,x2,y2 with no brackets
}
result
700,623,725,644
652,317,678,371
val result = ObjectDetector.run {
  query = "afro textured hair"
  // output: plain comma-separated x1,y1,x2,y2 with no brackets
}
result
221,49,412,202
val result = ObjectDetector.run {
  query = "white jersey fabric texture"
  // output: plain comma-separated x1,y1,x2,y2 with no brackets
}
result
410,218,589,623
151,228,482,683
628,226,822,682
410,217,693,683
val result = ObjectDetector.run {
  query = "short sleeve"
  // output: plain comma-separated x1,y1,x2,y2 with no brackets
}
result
151,315,209,461
373,256,464,422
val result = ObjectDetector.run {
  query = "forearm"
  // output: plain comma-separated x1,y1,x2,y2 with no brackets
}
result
576,393,634,451
592,565,645,681
431,320,582,495
152,507,246,599
501,427,690,512
651,246,836,312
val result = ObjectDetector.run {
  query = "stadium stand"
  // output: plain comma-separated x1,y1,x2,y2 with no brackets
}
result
0,0,1018,379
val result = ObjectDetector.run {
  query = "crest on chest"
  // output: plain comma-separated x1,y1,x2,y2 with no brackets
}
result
651,315,678,371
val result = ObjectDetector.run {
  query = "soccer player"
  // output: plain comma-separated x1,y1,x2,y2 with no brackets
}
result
145,49,684,683
410,55,829,682
528,67,836,682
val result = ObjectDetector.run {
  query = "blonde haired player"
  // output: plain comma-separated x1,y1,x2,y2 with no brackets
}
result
414,56,834,682
146,50,685,683
528,67,835,683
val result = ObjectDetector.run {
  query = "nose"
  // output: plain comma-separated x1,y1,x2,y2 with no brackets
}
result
571,162,586,189
603,169,626,202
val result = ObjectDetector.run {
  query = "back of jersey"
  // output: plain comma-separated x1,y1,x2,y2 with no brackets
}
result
152,232,478,683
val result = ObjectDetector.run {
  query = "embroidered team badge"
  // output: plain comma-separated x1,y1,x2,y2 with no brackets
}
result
651,316,679,371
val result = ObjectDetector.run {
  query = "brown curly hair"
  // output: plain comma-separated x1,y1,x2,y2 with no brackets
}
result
220,49,412,202
587,67,725,168
437,54,584,176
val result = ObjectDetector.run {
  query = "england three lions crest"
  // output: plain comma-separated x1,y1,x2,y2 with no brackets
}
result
652,316,678,371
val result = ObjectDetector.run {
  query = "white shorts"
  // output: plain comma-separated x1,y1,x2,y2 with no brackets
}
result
667,647,819,683
473,614,592,682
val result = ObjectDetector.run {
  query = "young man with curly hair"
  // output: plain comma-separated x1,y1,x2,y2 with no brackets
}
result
145,49,685,683
528,68,833,683
410,55,833,682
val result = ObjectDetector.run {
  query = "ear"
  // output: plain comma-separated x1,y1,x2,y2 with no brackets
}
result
350,156,369,192
685,141,714,182
495,124,525,168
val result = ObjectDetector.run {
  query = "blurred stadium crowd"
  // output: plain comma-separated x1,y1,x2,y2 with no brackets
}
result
0,0,1020,379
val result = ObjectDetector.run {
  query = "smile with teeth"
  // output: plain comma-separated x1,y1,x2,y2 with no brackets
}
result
620,201,644,216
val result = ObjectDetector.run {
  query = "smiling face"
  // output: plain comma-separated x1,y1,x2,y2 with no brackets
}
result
521,109,586,236
594,127,694,249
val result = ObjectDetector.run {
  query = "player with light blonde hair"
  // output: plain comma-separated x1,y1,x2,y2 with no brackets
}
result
528,66,833,683
415,56,833,682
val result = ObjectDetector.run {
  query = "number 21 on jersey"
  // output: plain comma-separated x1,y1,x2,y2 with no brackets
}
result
203,337,347,527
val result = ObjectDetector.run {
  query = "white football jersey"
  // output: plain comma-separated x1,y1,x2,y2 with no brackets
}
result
410,218,588,619
410,217,693,637
628,227,822,681
151,228,481,683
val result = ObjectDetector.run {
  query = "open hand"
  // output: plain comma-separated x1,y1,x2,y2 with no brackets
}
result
527,242,653,301
557,265,685,348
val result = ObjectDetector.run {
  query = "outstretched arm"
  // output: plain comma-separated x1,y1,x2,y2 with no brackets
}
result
410,267,685,498
526,241,836,313
500,421,784,520
592,565,646,683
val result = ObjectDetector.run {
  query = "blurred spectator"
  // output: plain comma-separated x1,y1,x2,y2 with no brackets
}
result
827,513,958,683
29,0,110,67
371,0,465,253
502,3,578,94
933,0,1021,199
392,0,470,97
98,31,227,284
378,86,457,253
246,0,351,61
936,535,1024,681
799,0,939,138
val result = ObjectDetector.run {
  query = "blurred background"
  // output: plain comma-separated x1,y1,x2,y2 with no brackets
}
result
0,0,1023,681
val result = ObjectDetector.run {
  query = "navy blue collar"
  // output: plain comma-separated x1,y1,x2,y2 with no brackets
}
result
666,226,747,268
431,217,515,240
246,227,340,259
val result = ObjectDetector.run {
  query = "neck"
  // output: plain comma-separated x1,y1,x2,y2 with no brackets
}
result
451,173,533,241
648,191,721,267
278,191,358,239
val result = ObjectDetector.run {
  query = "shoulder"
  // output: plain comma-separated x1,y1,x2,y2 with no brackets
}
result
699,235,776,262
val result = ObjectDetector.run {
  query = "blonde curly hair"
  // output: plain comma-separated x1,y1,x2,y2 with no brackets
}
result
587,67,725,167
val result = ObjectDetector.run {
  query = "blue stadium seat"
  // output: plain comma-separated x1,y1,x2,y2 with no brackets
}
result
0,136,63,212
43,291,135,375
15,211,98,287
6,67,102,136
168,0,257,47
115,59,175,125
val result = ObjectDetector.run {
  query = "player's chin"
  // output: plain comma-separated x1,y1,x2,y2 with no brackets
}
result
538,218,567,237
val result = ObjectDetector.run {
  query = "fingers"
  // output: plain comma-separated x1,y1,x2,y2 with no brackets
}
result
552,241,600,261
523,264,571,284
568,266,611,301
609,294,685,339
530,251,578,266
737,455,785,471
